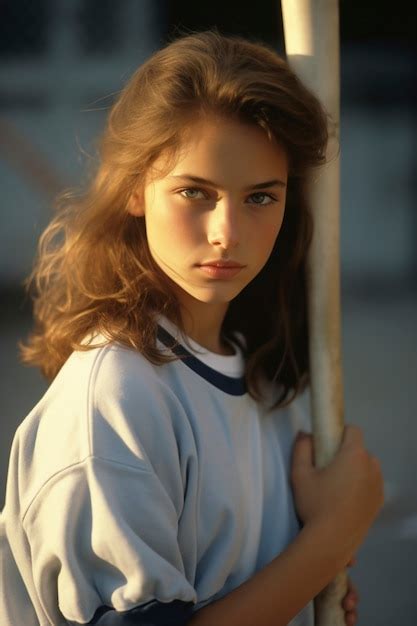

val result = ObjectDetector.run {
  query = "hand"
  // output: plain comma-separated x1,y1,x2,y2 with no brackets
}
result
342,575,359,626
291,426,384,559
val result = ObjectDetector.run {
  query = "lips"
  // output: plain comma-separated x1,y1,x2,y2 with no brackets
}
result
197,264,244,278
198,260,244,268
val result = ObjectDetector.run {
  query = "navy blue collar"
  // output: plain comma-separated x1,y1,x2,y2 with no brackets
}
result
156,325,247,396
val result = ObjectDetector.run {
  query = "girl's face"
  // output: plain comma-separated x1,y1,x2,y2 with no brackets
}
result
129,114,288,315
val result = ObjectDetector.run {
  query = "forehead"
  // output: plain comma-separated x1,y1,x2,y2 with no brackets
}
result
148,115,288,185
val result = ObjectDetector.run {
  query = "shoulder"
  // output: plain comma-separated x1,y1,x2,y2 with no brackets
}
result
8,337,194,518
51,332,180,419
71,332,162,391
79,334,167,404
59,335,192,466
83,337,193,466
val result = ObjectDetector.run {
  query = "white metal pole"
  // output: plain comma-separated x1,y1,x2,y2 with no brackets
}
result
281,1,347,624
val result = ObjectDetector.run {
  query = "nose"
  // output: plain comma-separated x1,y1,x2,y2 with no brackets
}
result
206,199,239,250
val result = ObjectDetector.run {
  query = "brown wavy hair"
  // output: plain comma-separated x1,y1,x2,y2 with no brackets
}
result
20,28,329,410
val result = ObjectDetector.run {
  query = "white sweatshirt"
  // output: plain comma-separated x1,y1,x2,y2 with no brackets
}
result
1,316,314,626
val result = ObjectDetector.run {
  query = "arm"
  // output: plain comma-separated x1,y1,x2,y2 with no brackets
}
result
188,520,347,626
83,522,360,626
189,425,384,626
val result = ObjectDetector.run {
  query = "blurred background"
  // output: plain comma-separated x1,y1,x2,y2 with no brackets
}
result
0,1,415,624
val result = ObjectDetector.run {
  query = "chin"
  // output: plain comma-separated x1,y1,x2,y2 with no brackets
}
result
188,287,243,304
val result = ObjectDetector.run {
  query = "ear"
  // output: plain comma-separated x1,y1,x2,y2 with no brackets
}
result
127,189,145,217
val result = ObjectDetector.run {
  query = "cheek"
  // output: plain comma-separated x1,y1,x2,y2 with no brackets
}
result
146,206,200,250
255,215,284,253
170,212,200,240
257,236,278,264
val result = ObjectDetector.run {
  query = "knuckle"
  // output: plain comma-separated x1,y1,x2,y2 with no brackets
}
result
344,424,365,449
370,454,383,474
348,424,364,438
352,445,369,463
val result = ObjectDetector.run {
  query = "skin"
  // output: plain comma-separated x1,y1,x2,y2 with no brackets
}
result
344,567,359,625
129,113,359,623
129,114,287,354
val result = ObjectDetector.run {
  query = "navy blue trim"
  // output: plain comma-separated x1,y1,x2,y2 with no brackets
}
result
84,599,195,625
157,325,247,396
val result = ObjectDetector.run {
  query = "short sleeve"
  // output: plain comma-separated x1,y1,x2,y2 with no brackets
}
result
22,455,197,625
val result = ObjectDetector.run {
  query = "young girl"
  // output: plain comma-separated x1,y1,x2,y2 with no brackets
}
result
1,30,383,626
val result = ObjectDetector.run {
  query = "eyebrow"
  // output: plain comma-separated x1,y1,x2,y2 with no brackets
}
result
169,174,287,191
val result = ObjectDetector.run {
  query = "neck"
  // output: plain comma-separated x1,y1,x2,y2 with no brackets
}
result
161,280,235,355
180,301,232,356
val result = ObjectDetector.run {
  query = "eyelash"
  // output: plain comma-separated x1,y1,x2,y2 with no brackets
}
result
178,187,278,206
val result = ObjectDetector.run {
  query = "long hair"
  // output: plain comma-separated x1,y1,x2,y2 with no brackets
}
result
20,29,329,410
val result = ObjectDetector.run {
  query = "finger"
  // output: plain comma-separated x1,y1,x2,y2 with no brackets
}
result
346,576,357,594
348,580,359,600
345,610,358,626
342,424,364,447
344,580,358,612
292,432,314,470
343,580,357,609
343,588,359,611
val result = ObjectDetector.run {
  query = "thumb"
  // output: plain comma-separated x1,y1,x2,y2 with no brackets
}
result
291,432,315,473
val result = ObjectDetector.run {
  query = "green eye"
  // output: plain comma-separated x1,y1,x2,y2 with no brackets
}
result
178,188,277,205
248,192,276,205
180,188,207,199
